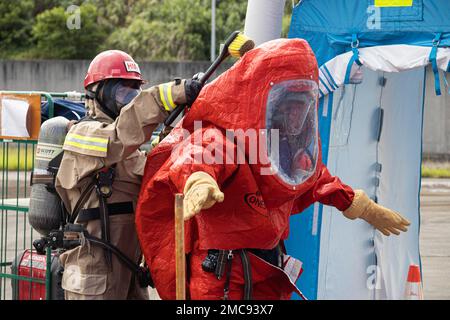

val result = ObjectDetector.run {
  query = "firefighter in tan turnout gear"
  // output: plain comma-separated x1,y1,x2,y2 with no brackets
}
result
55,50,202,299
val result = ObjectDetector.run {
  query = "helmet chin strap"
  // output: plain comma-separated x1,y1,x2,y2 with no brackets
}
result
85,82,98,100
85,90,96,100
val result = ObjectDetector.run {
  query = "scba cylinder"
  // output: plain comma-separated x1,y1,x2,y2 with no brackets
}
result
29,117,69,236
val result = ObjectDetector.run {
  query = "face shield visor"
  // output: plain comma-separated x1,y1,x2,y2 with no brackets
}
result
266,79,319,186
97,79,142,119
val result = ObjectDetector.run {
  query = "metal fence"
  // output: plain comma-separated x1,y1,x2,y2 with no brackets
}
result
0,91,83,300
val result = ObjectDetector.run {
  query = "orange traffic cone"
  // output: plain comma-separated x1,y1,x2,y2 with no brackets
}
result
404,264,424,300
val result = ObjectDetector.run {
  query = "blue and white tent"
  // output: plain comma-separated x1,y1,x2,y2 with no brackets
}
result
244,0,450,299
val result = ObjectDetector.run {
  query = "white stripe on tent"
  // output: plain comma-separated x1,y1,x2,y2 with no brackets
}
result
323,65,339,89
312,203,320,236
319,45,450,97
322,95,329,117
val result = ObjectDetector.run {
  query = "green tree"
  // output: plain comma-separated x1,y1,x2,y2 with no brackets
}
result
105,0,211,60
216,0,247,45
33,0,63,16
282,0,293,38
105,0,248,61
0,0,34,57
32,3,107,59
2,0,294,60
86,0,148,31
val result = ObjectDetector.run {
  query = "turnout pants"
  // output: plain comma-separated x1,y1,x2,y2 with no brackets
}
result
59,213,149,300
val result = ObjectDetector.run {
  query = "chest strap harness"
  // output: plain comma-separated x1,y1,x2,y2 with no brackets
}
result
33,156,153,288
94,166,115,268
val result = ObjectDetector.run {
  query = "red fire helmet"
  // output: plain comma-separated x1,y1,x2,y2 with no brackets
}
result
84,50,144,89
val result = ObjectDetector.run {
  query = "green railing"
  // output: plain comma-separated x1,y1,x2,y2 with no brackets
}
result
0,91,83,300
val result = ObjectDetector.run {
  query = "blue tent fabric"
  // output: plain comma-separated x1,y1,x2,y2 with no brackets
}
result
41,98,86,122
287,0,450,300
288,0,450,66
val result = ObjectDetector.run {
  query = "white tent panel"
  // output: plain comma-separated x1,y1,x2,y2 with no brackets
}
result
375,67,424,300
318,68,381,299
243,0,285,46
318,67,424,299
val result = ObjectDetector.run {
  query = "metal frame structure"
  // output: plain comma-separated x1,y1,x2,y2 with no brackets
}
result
0,91,83,300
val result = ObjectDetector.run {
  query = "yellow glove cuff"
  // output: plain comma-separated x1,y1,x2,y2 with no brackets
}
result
343,189,372,220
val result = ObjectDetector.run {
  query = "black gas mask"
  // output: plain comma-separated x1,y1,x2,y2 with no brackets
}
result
95,79,142,119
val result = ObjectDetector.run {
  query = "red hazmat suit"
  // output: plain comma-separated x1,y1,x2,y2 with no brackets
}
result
135,39,355,300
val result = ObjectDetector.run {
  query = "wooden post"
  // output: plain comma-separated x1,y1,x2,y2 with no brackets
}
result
174,193,186,300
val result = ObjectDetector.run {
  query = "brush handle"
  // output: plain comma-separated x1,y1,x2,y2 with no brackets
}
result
174,193,185,300
164,31,240,126
164,104,185,126
200,30,240,85
200,52,230,85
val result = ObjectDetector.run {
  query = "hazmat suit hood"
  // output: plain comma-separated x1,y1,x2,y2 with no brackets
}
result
183,38,321,207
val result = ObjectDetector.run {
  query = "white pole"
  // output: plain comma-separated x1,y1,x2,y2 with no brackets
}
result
244,0,286,47
211,0,216,62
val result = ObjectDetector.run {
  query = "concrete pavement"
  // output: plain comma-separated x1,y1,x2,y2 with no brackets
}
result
420,179,450,300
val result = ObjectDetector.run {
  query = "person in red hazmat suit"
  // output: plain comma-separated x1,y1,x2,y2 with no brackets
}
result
135,38,410,300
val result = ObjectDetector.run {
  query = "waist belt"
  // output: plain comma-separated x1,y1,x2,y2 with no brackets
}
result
248,246,282,268
201,245,283,300
77,201,133,223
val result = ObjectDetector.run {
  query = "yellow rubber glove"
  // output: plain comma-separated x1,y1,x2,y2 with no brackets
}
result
343,190,411,236
183,171,225,221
